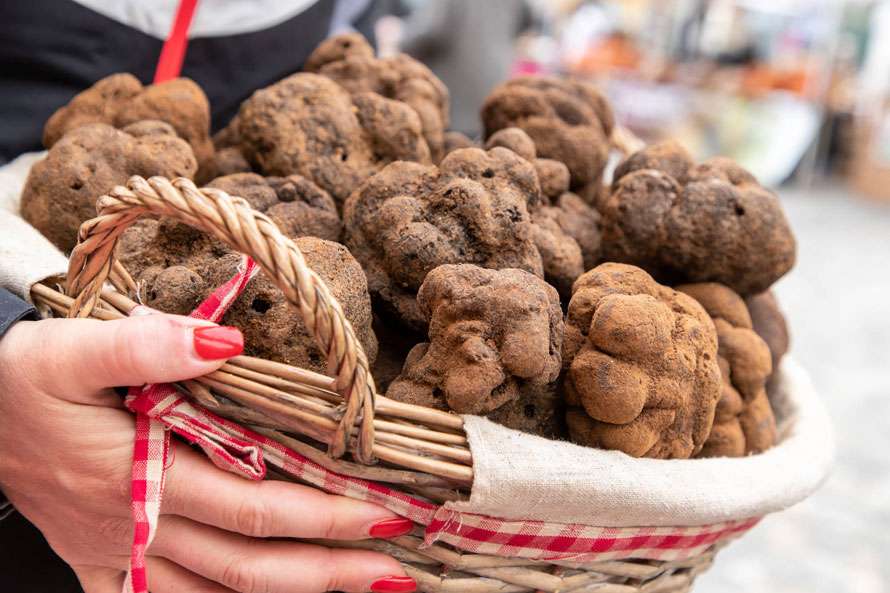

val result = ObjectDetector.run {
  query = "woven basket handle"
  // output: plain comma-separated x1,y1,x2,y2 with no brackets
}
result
66,175,377,463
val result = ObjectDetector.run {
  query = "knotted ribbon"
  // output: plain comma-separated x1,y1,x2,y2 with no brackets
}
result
122,256,261,593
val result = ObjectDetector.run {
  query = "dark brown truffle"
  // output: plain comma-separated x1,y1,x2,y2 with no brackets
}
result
535,159,572,202
343,147,544,329
42,73,216,182
124,225,378,372
235,73,431,206
676,283,776,457
745,290,790,391
387,264,563,436
206,173,341,242
562,263,721,459
207,239,378,370
305,32,450,162
485,127,537,162
554,192,603,271
476,126,601,294
443,131,478,157
602,141,797,296
482,76,614,203
21,121,197,253
530,206,584,296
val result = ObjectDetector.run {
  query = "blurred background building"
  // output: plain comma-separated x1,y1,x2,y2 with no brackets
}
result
380,0,890,197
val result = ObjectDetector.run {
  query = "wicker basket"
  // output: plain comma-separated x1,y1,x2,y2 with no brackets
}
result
31,152,769,593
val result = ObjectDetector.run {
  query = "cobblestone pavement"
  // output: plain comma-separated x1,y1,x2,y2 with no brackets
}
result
696,184,890,593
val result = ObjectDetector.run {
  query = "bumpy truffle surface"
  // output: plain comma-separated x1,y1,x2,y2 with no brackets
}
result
21,121,197,253
305,32,449,162
530,206,584,296
602,141,796,296
676,283,776,457
386,265,563,434
343,147,544,329
482,77,614,203
43,73,216,182
443,131,477,157
562,263,721,459
121,223,378,372
208,239,377,370
553,192,603,271
235,73,431,205
206,173,341,242
745,290,790,391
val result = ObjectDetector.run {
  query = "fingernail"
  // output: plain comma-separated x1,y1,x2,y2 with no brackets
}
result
369,518,414,539
193,326,244,359
370,576,417,593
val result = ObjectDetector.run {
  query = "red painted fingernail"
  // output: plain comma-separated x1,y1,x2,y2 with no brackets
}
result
370,576,417,593
193,326,244,359
369,518,414,539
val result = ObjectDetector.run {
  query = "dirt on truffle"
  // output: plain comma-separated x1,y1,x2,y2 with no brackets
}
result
206,173,342,242
676,283,777,457
234,72,431,206
42,73,216,182
343,146,544,330
562,263,721,459
21,121,197,253
482,76,614,204
745,290,790,393
305,32,450,162
480,127,602,297
443,131,478,157
122,224,377,372
601,141,797,296
386,264,564,437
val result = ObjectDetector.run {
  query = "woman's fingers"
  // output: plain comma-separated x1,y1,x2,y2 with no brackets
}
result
146,556,237,593
164,445,414,541
10,314,242,404
151,515,413,593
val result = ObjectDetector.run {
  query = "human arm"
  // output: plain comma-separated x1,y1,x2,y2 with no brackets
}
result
0,312,416,593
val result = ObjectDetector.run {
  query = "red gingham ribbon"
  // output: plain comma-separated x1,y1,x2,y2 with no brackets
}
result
122,255,261,593
120,256,761,592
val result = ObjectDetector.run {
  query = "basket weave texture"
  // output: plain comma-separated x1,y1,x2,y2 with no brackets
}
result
32,166,750,593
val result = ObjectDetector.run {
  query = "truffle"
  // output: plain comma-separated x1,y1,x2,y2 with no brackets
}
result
124,225,378,372
485,127,537,163
42,73,216,182
745,290,790,391
481,127,602,296
305,32,450,162
20,121,197,253
562,263,721,459
235,73,431,205
553,192,603,271
206,173,341,242
386,264,563,436
601,141,797,296
443,131,478,157
482,76,614,203
535,159,572,202
530,206,584,296
207,239,378,370
676,283,776,457
343,147,544,330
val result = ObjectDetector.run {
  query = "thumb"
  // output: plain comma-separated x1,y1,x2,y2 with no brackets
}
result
12,314,243,402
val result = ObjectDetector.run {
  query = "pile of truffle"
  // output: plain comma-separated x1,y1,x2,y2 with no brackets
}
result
22,32,795,460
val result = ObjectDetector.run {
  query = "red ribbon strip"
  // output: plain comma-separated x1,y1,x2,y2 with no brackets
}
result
154,0,200,84
122,256,259,593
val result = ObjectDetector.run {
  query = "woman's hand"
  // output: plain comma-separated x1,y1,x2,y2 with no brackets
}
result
0,314,416,593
